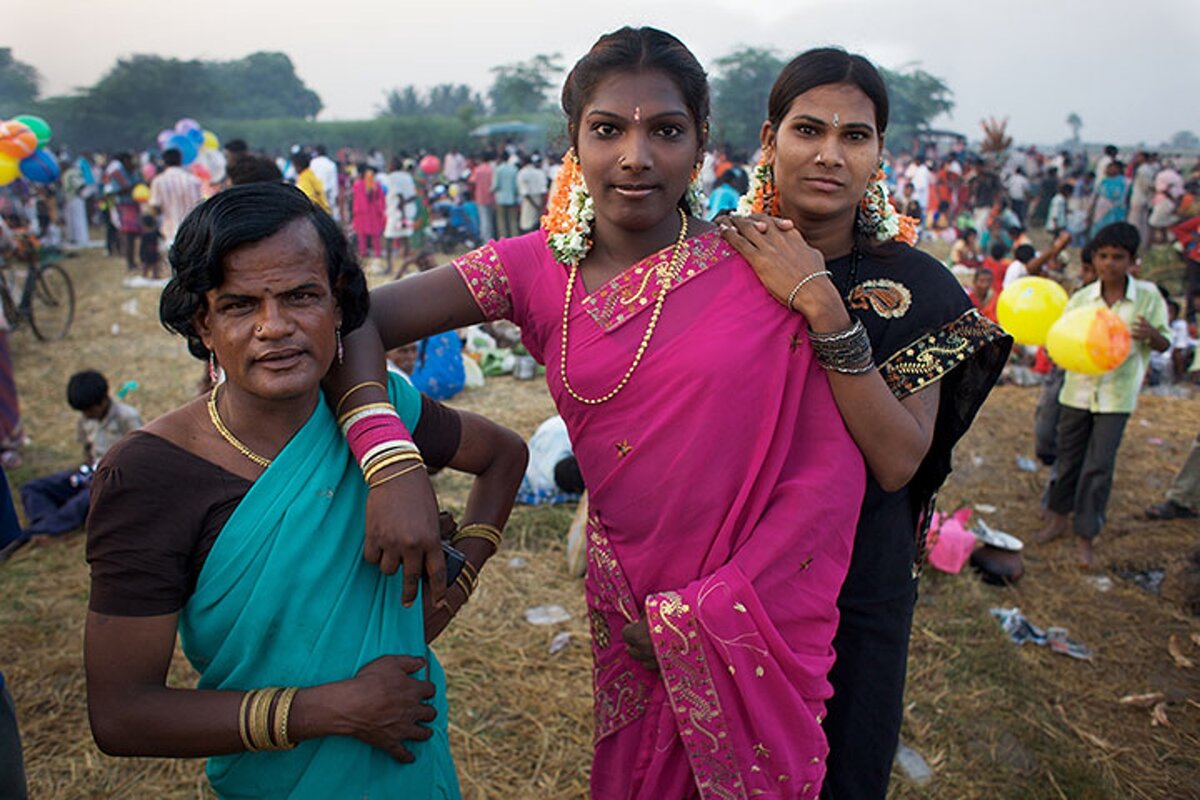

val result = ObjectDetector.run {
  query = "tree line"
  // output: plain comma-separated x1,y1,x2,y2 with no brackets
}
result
1,45,963,154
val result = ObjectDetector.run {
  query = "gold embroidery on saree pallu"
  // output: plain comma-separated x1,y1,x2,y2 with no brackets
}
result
587,513,650,740
877,308,1008,400
646,586,748,800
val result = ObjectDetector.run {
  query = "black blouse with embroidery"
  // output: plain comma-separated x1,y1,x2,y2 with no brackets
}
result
826,242,1011,603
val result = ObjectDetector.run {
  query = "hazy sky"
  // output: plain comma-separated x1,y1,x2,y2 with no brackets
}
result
10,0,1197,147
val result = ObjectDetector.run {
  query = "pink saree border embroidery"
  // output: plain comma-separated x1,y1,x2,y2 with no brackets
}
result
451,243,513,321
587,512,652,740
646,590,748,800
581,231,735,332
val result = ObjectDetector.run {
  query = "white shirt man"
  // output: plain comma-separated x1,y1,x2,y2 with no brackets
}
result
310,149,339,219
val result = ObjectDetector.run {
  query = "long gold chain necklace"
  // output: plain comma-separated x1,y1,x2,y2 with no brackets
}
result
559,208,689,405
207,383,273,468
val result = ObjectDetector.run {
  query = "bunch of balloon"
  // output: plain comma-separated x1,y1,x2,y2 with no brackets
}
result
1045,307,1132,375
154,118,224,192
0,115,58,186
995,277,1070,346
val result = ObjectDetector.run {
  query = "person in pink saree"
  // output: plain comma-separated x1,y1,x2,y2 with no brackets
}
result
325,28,865,798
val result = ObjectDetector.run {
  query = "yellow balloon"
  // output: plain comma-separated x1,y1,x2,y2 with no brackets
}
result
995,276,1070,346
202,130,219,151
0,154,18,186
1045,306,1132,375
132,183,151,203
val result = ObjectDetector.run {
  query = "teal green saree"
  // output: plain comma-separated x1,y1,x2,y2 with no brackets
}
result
178,374,460,799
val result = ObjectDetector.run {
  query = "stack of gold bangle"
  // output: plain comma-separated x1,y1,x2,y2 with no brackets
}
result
238,687,299,752
455,560,480,599
450,523,503,549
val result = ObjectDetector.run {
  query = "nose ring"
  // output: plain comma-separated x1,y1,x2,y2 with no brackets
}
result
815,154,825,165
255,324,263,334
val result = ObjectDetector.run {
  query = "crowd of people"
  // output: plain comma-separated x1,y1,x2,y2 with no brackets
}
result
0,23,1199,800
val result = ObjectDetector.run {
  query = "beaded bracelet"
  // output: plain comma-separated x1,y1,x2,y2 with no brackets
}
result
786,270,833,311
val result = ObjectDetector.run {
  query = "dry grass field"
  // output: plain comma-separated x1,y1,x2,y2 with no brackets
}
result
2,243,1198,799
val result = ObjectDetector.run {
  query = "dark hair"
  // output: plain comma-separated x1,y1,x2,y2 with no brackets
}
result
961,228,977,240
162,148,182,167
989,242,1008,259
224,139,249,155
227,155,284,185
292,151,311,171
67,370,108,411
554,455,585,495
1080,241,1096,265
1014,244,1036,262
973,267,993,282
160,182,368,360
768,47,889,134
1104,144,1118,156
561,26,709,148
1089,221,1139,257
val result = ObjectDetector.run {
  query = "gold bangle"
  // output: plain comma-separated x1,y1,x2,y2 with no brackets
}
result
337,401,398,428
362,450,424,477
364,456,425,484
367,462,426,489
250,687,280,751
452,523,503,549
336,381,388,417
459,560,480,595
455,571,476,598
273,687,299,750
238,690,257,752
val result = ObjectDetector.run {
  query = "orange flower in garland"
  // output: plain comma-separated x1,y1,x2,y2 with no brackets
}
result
541,149,594,266
735,157,780,217
857,167,917,245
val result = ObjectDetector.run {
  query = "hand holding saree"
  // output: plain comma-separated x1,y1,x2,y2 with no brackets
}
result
177,374,460,799
453,230,866,799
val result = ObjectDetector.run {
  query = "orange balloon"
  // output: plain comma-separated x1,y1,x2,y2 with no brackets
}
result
0,121,38,161
1045,306,1132,375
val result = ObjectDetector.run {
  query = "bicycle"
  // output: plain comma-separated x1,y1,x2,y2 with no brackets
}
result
0,233,75,341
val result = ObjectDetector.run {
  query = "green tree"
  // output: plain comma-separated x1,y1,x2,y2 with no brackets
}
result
381,85,424,116
1066,112,1083,143
0,48,40,116
877,64,954,152
710,47,784,153
1168,130,1199,151
487,54,562,115
207,52,321,119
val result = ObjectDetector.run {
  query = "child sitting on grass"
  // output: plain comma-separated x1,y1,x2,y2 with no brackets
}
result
1035,223,1170,568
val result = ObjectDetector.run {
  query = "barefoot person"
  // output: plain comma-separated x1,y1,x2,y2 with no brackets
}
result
1036,222,1168,567
327,27,866,797
84,182,526,799
718,48,1010,798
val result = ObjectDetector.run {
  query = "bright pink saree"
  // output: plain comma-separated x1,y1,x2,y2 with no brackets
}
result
453,230,865,799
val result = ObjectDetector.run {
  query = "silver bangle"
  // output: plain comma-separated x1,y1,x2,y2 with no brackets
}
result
785,270,833,311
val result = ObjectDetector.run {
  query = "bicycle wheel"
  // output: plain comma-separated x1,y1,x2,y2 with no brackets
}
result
0,276,19,334
28,263,74,341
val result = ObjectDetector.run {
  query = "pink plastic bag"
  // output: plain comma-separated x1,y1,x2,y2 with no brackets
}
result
926,508,977,574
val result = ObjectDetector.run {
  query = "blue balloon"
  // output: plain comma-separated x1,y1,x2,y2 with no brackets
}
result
186,127,204,147
165,133,198,165
19,149,60,183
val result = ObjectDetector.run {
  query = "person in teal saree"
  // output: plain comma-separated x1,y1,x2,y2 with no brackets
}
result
83,183,527,799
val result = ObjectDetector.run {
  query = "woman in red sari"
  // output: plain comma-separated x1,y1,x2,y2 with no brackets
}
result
328,28,868,798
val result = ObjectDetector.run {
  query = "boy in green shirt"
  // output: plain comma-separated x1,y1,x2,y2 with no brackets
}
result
1036,223,1170,567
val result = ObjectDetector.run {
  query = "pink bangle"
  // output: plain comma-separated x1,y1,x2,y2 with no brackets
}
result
346,415,413,464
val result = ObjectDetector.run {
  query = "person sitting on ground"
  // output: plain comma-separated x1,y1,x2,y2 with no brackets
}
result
19,370,141,544
1002,232,1071,289
950,228,981,269
516,416,583,506
967,266,998,323
1036,222,1169,568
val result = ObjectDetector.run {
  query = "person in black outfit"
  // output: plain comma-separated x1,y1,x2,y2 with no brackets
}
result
720,47,1011,799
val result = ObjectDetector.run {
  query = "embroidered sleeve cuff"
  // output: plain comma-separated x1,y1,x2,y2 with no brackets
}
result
878,308,1009,400
450,243,513,321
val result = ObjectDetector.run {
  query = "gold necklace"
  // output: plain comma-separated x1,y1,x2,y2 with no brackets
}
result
560,208,688,405
207,383,273,468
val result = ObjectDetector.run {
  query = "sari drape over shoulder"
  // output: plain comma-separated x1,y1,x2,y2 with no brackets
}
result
453,230,865,799
178,374,460,800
